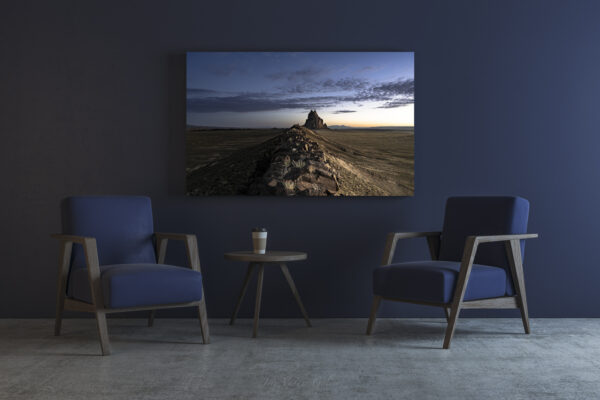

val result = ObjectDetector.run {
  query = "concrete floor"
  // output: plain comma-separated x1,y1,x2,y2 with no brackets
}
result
1,318,599,399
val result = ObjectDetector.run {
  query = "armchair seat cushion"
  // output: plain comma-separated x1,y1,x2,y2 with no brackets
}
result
68,264,203,309
373,261,508,304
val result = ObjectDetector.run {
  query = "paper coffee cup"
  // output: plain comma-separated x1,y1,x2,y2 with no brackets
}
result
252,228,267,254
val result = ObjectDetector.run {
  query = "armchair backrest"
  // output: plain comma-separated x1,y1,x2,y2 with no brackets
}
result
62,196,157,270
439,196,530,294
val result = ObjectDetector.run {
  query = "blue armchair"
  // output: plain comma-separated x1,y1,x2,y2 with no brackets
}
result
52,196,209,355
366,196,538,349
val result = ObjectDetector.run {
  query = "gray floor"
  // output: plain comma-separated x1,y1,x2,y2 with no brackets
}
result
1,318,599,399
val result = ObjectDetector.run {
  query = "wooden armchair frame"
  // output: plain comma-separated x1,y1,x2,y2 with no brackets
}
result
366,231,538,349
52,232,210,355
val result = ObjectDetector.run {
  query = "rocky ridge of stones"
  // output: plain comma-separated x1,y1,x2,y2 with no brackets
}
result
186,125,340,196
249,125,339,195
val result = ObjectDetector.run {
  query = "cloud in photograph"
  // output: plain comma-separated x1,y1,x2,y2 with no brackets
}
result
377,98,414,109
187,93,341,113
372,78,414,98
187,77,414,113
283,77,369,94
266,66,328,81
333,110,357,114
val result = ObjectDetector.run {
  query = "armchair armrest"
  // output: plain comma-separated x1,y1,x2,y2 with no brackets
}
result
50,233,104,309
154,232,195,241
382,231,442,265
154,232,201,273
51,233,95,244
468,233,538,244
389,231,442,240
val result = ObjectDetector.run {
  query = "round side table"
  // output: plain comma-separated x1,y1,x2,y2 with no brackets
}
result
224,251,311,338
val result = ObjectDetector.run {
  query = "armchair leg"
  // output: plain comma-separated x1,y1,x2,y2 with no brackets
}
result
54,241,72,336
366,295,382,335
54,294,65,336
95,310,111,355
443,303,461,349
198,296,210,344
148,310,155,327
518,300,531,334
507,239,531,334
443,237,476,349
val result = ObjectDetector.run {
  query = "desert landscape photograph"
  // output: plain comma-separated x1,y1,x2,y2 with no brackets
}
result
186,52,414,196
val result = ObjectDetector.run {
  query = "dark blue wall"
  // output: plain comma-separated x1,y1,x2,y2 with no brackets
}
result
2,0,600,318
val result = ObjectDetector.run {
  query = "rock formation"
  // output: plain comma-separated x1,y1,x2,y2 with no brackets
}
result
303,110,328,129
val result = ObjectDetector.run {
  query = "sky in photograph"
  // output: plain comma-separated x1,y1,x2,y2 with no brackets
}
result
186,52,414,128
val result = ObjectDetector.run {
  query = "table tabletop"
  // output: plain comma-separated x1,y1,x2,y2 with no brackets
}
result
224,251,307,263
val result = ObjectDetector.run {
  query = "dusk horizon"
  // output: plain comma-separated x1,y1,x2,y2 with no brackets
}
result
185,111,415,130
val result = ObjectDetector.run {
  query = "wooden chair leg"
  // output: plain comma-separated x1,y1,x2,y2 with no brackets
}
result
95,310,111,356
148,310,155,327
55,293,65,336
518,302,530,334
366,295,382,335
442,237,477,349
230,263,256,325
279,263,311,327
54,300,64,336
198,296,210,344
55,241,72,336
443,303,462,349
443,307,450,322
518,298,531,334
507,239,531,334
252,264,265,338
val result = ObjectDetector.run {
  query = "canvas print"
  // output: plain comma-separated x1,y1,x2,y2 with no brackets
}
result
186,52,414,196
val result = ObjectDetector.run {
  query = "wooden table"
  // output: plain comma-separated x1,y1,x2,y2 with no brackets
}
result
224,251,311,337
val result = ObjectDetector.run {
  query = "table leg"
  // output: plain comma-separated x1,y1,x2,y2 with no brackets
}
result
148,310,155,327
230,262,256,325
253,264,265,338
280,263,312,327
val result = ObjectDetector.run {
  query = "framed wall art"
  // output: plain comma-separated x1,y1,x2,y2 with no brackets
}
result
186,52,414,196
